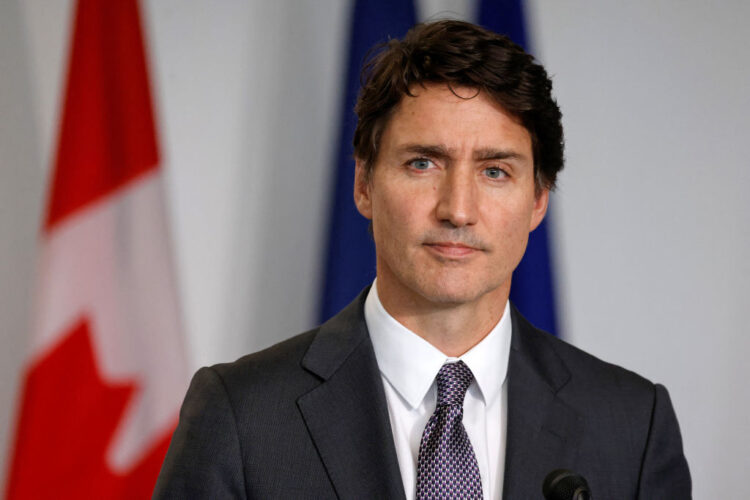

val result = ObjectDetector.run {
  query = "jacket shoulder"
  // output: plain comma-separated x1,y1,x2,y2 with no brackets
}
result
514,310,655,398
154,327,337,498
553,331,651,389
510,310,691,496
208,327,322,398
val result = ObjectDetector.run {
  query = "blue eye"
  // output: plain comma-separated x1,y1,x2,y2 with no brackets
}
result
410,159,432,170
485,167,506,179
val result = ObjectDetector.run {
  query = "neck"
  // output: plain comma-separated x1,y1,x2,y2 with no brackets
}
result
375,280,508,357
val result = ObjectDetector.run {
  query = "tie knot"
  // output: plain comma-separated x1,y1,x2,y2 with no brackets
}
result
435,361,474,407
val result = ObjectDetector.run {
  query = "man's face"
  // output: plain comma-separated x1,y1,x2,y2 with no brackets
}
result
354,83,548,310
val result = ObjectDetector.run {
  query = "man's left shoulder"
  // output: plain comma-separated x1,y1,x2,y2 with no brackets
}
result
513,310,654,395
546,328,653,393
510,308,691,496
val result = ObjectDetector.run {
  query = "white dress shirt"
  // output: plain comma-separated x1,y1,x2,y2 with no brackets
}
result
364,281,512,500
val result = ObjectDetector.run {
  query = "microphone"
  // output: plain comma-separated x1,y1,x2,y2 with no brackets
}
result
542,469,592,500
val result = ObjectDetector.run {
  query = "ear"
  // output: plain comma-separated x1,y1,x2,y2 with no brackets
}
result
529,188,549,232
353,158,373,219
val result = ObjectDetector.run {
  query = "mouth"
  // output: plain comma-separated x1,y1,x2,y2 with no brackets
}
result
423,241,481,258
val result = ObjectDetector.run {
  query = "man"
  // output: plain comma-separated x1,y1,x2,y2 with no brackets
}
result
154,20,691,499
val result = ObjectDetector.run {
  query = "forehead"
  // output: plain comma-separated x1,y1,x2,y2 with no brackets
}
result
380,83,532,156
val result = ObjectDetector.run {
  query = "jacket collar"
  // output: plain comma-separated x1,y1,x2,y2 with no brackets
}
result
298,288,406,500
502,305,584,499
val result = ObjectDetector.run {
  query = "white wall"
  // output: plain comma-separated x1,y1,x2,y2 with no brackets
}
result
528,1,750,493
1,0,747,496
0,0,60,492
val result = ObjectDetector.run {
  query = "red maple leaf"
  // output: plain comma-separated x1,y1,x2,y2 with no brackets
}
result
6,318,173,499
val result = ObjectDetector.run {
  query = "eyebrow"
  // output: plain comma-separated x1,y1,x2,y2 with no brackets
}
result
473,148,526,162
397,143,527,162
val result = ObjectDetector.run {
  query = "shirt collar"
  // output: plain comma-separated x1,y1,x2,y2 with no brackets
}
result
365,279,511,409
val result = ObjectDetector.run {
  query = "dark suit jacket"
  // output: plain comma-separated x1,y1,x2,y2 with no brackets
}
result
154,290,691,499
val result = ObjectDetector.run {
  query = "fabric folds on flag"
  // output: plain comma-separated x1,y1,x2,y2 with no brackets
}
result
5,0,188,497
479,0,561,336
319,0,416,322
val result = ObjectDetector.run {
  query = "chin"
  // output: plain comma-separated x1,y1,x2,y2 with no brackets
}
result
413,275,499,306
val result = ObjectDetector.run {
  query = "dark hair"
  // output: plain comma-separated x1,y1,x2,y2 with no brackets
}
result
353,19,564,191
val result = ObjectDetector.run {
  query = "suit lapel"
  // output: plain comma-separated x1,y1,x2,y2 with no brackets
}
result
502,307,584,499
297,295,583,499
297,291,406,500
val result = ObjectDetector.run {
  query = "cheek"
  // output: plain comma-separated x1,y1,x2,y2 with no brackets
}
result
484,200,534,250
372,184,428,234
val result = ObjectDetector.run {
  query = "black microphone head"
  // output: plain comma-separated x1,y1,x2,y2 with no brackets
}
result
543,469,592,500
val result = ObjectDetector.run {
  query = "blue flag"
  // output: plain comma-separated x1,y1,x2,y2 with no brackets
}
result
319,0,416,322
479,0,561,336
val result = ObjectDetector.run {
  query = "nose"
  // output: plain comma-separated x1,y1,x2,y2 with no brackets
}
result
435,167,479,227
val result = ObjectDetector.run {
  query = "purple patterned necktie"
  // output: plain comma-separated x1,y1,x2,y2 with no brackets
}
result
416,361,483,499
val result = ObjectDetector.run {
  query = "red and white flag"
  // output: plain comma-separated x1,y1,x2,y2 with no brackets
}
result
6,0,188,497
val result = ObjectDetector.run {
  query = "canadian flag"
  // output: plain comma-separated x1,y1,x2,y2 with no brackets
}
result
5,0,188,497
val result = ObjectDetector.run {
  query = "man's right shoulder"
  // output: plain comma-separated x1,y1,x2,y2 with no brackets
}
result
155,327,341,498
200,327,323,397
